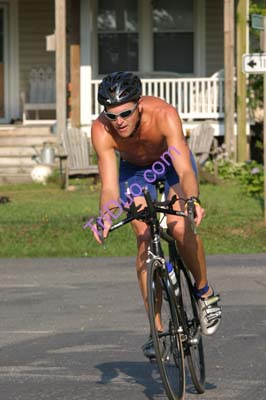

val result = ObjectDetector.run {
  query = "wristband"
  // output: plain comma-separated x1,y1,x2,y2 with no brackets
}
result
185,196,201,208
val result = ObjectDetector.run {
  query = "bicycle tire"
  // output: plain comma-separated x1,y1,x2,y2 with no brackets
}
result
179,267,205,393
147,258,185,400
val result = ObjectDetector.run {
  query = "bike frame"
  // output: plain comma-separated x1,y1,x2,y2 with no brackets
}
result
149,222,198,345
108,186,205,397
109,187,195,341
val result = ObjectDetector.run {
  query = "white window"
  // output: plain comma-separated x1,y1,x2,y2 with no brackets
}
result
96,0,198,75
97,0,138,74
152,0,194,73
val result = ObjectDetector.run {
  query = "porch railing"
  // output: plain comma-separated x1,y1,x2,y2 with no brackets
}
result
91,76,225,120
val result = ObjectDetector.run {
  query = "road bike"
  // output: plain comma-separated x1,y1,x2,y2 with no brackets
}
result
106,187,205,400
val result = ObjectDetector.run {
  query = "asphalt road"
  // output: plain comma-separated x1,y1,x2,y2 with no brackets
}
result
0,254,266,400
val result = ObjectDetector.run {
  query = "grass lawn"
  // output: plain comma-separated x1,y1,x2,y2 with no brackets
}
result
0,180,265,257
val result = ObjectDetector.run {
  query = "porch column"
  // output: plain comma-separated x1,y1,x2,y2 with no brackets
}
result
70,0,80,127
224,0,235,159
80,0,92,134
55,0,67,144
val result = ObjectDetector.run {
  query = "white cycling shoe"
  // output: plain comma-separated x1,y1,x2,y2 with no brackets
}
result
197,292,222,336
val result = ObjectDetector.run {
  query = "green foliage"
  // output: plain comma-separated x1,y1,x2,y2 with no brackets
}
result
204,160,242,180
204,159,264,197
248,75,263,112
238,161,264,196
250,0,266,18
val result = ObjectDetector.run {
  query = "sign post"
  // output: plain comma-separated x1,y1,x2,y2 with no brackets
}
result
252,14,265,30
246,15,266,224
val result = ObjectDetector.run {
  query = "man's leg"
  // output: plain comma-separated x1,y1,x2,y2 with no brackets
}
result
167,183,222,335
130,196,164,333
166,184,210,294
129,196,165,359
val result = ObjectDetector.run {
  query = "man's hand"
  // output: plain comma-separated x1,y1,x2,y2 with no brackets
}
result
185,197,205,232
93,218,112,245
194,203,206,226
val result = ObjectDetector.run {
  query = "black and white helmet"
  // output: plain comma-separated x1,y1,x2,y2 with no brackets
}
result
98,71,142,106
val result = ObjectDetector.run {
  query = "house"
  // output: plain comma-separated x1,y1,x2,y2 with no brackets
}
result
0,0,230,183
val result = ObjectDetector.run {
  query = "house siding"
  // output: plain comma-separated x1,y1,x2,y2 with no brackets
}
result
205,0,224,76
18,0,55,97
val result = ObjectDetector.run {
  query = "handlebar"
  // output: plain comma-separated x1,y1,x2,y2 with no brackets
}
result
109,188,187,233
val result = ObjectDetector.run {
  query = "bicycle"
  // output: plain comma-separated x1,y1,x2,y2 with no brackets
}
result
105,186,205,400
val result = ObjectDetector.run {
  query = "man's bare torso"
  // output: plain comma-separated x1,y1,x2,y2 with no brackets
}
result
94,96,175,166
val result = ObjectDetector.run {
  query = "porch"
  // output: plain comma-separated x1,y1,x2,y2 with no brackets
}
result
22,72,226,133
90,74,226,136
0,71,228,184
21,73,226,135
1,0,227,134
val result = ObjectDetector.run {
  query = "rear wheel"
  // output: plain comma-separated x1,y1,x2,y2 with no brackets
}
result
179,267,205,393
147,259,185,400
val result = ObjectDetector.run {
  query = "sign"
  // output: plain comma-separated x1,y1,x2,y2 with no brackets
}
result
251,14,265,31
242,53,266,73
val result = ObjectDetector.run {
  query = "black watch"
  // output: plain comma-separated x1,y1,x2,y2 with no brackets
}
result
185,196,201,206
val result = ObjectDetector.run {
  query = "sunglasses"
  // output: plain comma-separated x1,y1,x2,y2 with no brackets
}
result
104,103,138,121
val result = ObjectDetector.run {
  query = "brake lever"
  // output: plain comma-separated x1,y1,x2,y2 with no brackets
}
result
96,219,106,249
186,200,197,235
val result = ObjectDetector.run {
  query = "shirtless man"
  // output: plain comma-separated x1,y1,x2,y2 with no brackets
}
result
91,71,221,358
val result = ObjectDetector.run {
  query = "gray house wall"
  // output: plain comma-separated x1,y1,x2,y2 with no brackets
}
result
205,0,224,76
15,0,225,117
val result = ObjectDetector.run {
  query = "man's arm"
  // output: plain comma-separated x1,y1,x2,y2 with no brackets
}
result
157,105,198,197
92,119,119,205
91,120,120,240
157,105,204,225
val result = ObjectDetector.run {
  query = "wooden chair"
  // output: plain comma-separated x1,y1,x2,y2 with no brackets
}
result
61,127,98,188
188,122,218,182
21,66,56,123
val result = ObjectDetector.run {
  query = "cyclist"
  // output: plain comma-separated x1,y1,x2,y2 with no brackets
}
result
91,71,222,358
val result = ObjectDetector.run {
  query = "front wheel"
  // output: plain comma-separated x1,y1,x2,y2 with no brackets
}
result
147,259,185,400
179,267,205,393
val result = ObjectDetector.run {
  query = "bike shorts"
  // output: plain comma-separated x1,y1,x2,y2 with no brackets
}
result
119,151,197,203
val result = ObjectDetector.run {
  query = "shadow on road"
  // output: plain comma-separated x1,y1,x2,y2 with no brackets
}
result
0,329,218,399
96,360,217,399
96,360,165,399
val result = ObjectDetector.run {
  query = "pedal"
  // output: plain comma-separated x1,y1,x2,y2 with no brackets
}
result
180,333,188,342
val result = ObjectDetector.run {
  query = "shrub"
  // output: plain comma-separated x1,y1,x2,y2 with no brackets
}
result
238,161,264,197
204,159,264,197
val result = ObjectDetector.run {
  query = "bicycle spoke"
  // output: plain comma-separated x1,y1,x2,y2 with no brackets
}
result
179,268,205,393
148,259,185,400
